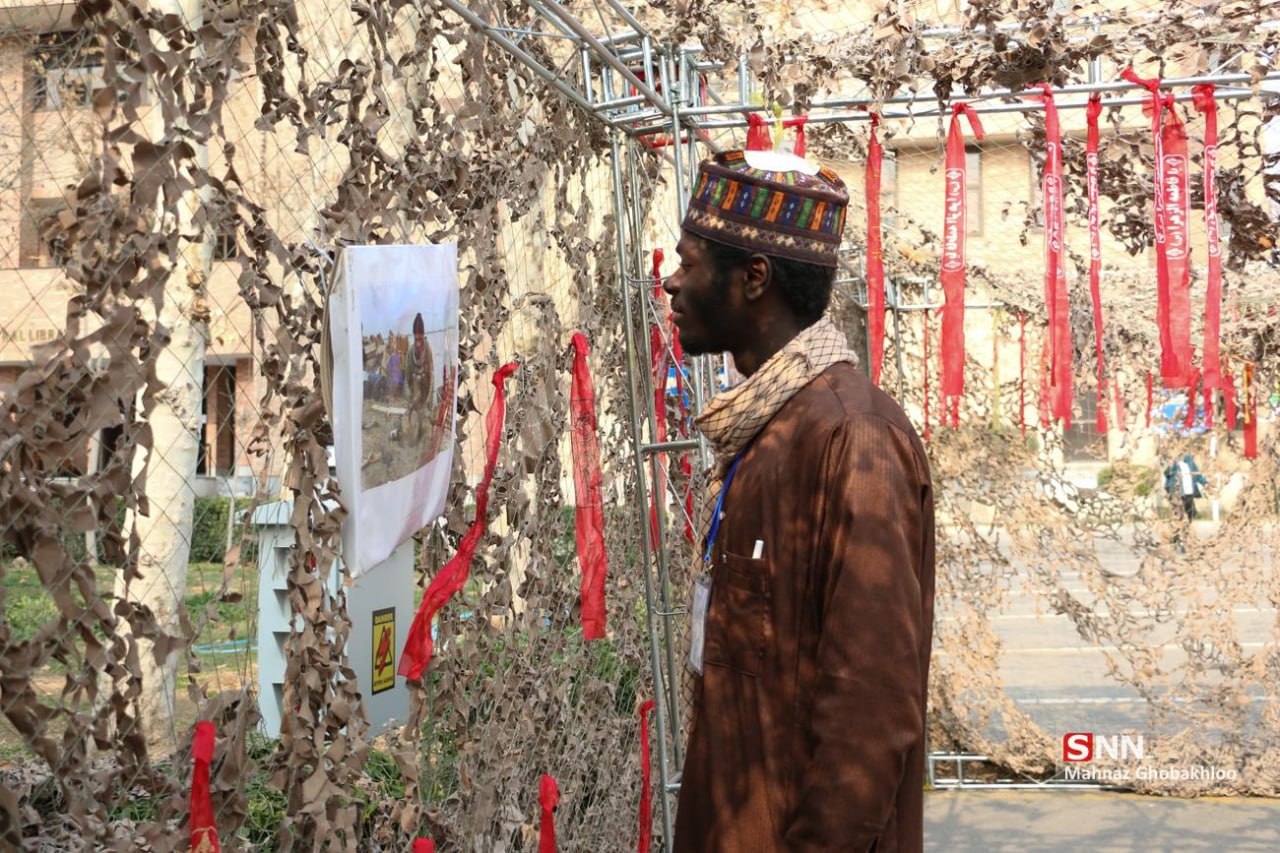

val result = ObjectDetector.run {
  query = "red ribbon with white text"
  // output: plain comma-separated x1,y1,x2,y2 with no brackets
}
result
866,113,886,386
190,721,219,853
1085,93,1107,433
941,103,984,425
399,363,520,679
570,333,607,640
1192,84,1224,393
1121,68,1193,387
1032,85,1073,427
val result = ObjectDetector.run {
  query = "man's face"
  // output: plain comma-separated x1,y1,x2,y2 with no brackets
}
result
665,233,739,356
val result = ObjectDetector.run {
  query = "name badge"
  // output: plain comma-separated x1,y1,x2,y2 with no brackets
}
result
687,575,712,675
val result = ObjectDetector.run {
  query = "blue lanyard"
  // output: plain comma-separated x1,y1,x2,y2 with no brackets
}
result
703,451,747,565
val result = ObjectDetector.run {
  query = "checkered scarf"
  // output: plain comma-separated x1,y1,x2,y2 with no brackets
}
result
695,316,858,541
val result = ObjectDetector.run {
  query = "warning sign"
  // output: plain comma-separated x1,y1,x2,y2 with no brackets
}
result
372,607,396,694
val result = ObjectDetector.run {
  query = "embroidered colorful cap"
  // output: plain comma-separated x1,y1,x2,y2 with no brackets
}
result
682,149,849,269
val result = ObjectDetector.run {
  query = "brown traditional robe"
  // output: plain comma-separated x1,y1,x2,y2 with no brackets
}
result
674,362,936,853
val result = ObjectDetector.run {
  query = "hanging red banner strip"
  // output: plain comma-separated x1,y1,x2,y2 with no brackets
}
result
570,333,607,641
746,113,771,150
399,362,520,680
1203,377,1215,430
866,113,886,386
1018,314,1027,435
1192,84,1224,391
1162,102,1193,386
940,104,985,425
637,699,656,853
788,115,808,156
413,841,436,853
1243,364,1258,459
1085,93,1108,434
539,774,560,853
745,113,809,154
190,721,220,853
1121,68,1192,387
1032,85,1073,427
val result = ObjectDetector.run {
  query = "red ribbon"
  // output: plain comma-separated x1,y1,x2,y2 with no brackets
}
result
637,699,656,853
1203,377,1215,430
866,113,886,386
570,333,607,640
413,841,436,853
789,115,808,157
1032,85,1073,428
1085,93,1108,433
1243,364,1258,459
746,113,771,150
745,112,808,154
941,103,984,426
1018,314,1027,435
539,774,560,853
399,362,520,679
190,721,220,853
1121,68,1193,387
1192,84,1224,392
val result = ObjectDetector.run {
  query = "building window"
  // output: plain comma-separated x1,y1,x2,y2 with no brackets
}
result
965,145,982,236
213,230,237,261
31,32,106,111
20,199,69,268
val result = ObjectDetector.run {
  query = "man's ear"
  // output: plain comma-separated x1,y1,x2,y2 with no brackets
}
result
741,254,772,301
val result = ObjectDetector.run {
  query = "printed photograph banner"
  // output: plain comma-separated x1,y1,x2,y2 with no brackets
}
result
328,244,459,577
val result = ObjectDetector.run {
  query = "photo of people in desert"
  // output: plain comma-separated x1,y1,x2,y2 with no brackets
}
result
358,299,457,491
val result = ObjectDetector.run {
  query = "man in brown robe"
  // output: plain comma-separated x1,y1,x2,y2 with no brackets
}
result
666,150,935,853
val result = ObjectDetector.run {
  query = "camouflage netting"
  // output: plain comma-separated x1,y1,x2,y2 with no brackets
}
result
643,0,1280,797
0,0,1278,851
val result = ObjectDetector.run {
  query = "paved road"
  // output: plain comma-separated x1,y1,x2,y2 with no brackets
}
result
936,523,1278,737
925,790,1280,852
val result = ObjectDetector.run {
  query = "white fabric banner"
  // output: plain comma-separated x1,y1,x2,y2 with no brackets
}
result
326,244,459,577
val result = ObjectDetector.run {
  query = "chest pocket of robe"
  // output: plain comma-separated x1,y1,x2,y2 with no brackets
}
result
704,552,772,677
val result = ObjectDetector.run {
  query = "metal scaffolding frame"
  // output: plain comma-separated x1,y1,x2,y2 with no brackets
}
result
450,2,1280,848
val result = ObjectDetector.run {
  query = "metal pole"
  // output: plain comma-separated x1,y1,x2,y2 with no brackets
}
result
676,70,1280,119
611,132,676,851
628,127,687,775
438,0,601,119
537,0,672,116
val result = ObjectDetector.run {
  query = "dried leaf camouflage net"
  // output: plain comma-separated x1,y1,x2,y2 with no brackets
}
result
0,0,1276,851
